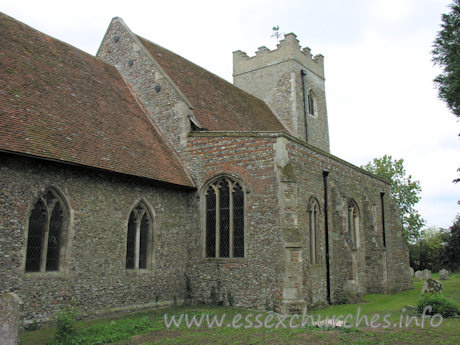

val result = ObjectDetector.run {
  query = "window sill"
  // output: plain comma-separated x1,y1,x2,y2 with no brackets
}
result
201,257,247,264
125,269,152,275
307,263,321,267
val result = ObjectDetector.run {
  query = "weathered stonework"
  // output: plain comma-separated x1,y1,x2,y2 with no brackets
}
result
439,269,449,280
421,279,442,295
185,131,412,310
233,34,330,152
97,18,194,155
423,269,432,280
184,134,284,310
0,14,413,324
0,293,23,345
0,153,196,323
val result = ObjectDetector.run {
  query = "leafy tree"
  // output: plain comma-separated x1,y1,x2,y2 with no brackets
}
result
362,155,425,243
432,1,460,186
409,227,449,271
441,215,460,271
432,0,460,117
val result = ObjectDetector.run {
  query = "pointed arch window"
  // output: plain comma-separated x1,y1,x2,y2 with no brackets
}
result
126,202,152,269
25,189,68,272
205,176,245,258
348,201,359,248
308,199,320,264
307,91,317,117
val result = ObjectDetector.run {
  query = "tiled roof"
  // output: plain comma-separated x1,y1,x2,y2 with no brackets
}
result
0,13,194,188
137,36,286,132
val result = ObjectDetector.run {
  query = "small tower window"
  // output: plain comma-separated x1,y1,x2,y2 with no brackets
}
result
307,91,317,117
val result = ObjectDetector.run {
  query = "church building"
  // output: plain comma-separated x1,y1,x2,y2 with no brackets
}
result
0,12,412,323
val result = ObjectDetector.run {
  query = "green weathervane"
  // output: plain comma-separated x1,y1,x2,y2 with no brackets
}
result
271,25,281,44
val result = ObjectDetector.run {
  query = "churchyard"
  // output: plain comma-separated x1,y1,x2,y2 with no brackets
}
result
18,273,460,345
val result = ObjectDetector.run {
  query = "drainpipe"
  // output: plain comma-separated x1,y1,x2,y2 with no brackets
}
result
322,170,331,304
301,69,309,143
380,192,386,247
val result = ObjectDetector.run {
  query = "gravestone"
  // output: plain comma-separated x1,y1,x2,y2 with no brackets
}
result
439,269,449,280
421,279,442,295
409,267,414,277
422,269,431,280
415,270,423,279
0,293,23,345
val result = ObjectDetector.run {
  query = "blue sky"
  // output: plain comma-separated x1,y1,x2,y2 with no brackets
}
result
1,0,459,228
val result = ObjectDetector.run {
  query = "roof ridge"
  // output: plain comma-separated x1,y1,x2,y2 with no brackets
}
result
138,36,286,132
136,34,280,112
0,12,194,187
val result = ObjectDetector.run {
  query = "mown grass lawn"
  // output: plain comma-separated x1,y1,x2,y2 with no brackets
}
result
22,274,460,345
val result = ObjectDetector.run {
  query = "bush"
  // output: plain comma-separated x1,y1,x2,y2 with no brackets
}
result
49,303,78,345
417,293,459,318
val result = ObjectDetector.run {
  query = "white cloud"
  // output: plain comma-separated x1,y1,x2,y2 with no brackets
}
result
367,0,417,23
1,0,458,227
325,11,459,228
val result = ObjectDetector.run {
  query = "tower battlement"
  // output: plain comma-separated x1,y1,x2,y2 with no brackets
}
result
232,32,330,152
233,33,324,79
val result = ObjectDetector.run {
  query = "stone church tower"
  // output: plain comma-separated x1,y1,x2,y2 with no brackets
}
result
233,33,330,152
0,12,412,323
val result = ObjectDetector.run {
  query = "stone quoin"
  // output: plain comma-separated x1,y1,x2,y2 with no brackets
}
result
0,12,412,323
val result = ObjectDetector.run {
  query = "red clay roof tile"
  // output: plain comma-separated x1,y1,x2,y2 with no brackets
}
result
0,12,194,188
137,36,286,132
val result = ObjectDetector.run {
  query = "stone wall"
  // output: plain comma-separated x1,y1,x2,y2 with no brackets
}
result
0,153,196,323
97,18,193,154
184,133,285,311
281,135,412,302
233,33,330,152
384,201,413,293
186,131,412,310
0,135,412,323
1,17,412,323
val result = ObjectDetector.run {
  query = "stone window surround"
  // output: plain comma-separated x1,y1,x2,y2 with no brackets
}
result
201,174,247,261
307,89,318,118
347,199,360,249
125,199,156,272
22,186,72,276
307,197,321,265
